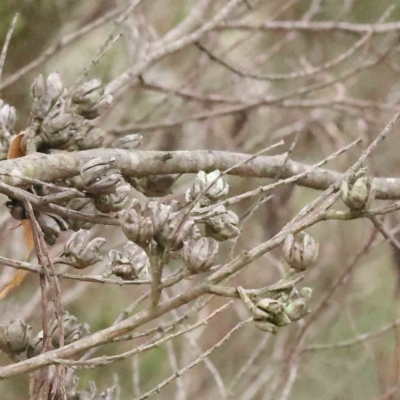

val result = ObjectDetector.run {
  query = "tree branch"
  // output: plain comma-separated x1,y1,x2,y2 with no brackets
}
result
1,149,400,199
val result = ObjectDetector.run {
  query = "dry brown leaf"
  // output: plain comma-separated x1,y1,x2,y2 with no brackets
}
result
7,133,26,159
0,270,28,299
0,133,35,298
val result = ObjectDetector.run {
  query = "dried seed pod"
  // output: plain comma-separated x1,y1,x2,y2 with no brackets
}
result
72,79,112,119
78,127,106,150
185,170,229,206
282,232,319,271
155,210,196,250
182,237,219,273
110,134,143,150
45,113,74,134
30,74,55,120
84,94,113,119
5,199,26,220
72,79,102,102
299,286,313,299
284,299,311,322
108,241,149,280
151,200,178,228
284,287,313,322
50,311,90,347
0,102,17,131
254,320,278,334
62,229,106,269
27,332,44,358
256,298,283,315
340,176,375,210
81,155,115,175
81,156,122,195
66,198,97,231
130,174,178,197
0,320,32,356
121,200,171,245
30,74,45,99
32,96,52,120
46,72,63,100
245,297,289,333
37,213,68,245
40,98,78,147
94,183,131,213
255,298,291,327
205,210,240,241
121,207,154,245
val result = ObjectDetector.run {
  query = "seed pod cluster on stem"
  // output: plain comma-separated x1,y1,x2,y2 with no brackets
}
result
239,284,313,334
0,311,89,362
23,73,112,153
72,78,113,120
120,199,174,246
50,311,90,347
27,311,90,358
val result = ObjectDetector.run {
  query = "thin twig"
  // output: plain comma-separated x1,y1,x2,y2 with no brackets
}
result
134,318,251,400
0,13,19,87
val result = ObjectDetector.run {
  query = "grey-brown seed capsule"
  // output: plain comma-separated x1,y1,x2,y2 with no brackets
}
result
46,72,63,100
74,81,113,119
6,199,25,220
0,320,32,356
72,79,102,102
130,175,178,197
121,207,154,245
30,74,45,99
80,156,122,195
121,200,172,245
78,127,106,150
50,311,90,347
255,298,291,327
155,210,196,250
94,183,131,213
37,213,66,245
40,98,78,147
205,210,240,241
62,229,106,269
108,241,149,280
27,332,44,358
66,198,97,231
340,176,375,210
185,170,229,206
45,113,74,134
284,298,311,322
282,232,319,271
0,103,17,131
254,320,278,334
182,237,219,273
110,133,143,150
284,287,313,321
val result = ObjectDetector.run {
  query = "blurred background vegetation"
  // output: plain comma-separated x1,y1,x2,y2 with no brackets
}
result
2,0,400,398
